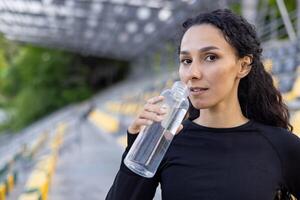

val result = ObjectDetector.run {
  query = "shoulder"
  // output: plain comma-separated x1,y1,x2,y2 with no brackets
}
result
253,121,300,163
253,122,300,197
253,121,300,146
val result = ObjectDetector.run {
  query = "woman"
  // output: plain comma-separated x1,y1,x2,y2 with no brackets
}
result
106,9,300,200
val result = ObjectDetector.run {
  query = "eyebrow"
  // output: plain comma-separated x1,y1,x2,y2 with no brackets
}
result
180,46,220,55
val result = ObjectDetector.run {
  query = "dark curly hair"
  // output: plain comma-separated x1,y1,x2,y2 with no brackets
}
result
179,9,293,132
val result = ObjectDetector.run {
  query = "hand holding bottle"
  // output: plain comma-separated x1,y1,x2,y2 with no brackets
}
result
128,96,183,135
125,81,189,178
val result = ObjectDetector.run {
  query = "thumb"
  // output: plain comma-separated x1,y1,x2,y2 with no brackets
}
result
175,124,183,135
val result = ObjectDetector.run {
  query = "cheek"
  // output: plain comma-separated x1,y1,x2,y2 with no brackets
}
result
211,70,229,88
210,65,238,96
178,67,187,83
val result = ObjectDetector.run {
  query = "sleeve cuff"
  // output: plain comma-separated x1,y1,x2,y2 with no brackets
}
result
127,130,139,150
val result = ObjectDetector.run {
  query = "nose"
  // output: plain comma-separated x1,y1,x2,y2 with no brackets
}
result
187,62,202,80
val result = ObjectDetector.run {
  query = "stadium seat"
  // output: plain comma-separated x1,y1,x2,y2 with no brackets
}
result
282,58,297,73
278,75,295,93
297,65,300,74
271,59,283,74
262,50,273,59
276,47,288,58
287,44,298,56
282,76,300,102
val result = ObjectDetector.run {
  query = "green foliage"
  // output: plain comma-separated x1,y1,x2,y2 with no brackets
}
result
0,45,92,131
0,35,129,133
265,0,296,15
268,0,296,11
284,0,297,12
153,52,162,74
230,3,242,15
0,34,18,62
0,50,8,69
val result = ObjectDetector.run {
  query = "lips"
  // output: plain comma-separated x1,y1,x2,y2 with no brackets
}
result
189,87,209,95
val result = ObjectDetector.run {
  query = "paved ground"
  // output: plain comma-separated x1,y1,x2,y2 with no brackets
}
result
48,121,161,200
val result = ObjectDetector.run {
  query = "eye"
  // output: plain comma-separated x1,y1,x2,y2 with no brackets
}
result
205,54,218,62
180,58,192,65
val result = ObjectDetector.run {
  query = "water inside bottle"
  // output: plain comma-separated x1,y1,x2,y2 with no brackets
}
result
128,107,187,174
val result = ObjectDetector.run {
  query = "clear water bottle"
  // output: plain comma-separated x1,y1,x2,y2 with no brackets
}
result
124,81,189,178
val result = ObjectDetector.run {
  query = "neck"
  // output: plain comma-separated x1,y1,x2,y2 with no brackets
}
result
194,86,249,128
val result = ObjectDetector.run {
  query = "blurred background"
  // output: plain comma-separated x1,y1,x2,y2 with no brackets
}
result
0,0,299,199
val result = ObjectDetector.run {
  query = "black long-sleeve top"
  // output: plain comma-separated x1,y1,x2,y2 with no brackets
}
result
106,119,300,200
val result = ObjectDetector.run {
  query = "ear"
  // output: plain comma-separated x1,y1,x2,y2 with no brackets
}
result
237,55,252,78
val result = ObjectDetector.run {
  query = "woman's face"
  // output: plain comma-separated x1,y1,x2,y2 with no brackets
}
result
179,24,244,110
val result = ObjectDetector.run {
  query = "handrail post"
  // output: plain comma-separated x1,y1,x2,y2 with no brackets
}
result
276,0,297,41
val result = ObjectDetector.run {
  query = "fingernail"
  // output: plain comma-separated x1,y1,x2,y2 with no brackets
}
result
147,120,153,125
157,116,164,121
161,104,168,109
160,108,167,113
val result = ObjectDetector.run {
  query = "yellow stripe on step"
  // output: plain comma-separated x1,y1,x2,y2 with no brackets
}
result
24,170,49,200
0,184,6,200
18,193,40,200
7,174,14,193
291,111,300,137
89,110,119,133
117,135,127,148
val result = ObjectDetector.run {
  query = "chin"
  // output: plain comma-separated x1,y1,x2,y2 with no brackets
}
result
190,101,212,110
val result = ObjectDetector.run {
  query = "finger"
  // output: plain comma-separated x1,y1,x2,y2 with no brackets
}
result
135,118,153,126
140,110,164,122
147,96,165,104
144,103,168,115
128,118,153,134
175,124,183,135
